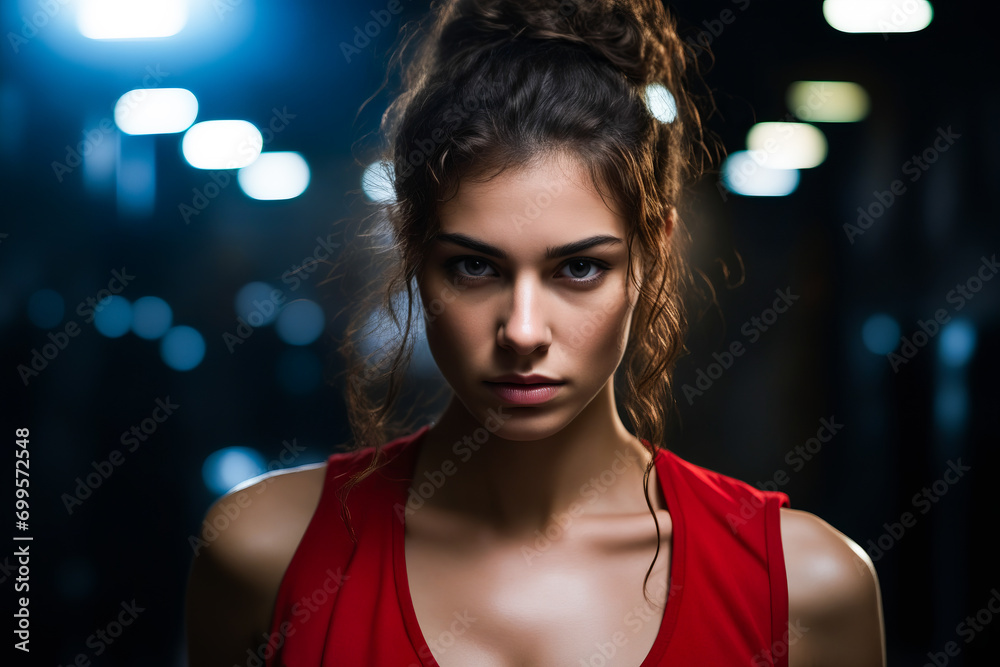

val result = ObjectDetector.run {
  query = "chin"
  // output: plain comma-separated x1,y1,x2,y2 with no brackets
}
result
484,419,565,443
468,398,579,443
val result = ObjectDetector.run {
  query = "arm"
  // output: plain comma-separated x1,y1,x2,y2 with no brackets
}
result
184,464,326,667
780,507,887,667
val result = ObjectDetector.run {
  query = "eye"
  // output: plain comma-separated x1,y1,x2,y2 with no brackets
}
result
561,259,604,282
447,256,497,280
444,255,610,286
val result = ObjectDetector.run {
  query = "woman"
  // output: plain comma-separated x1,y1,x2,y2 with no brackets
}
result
185,1,887,665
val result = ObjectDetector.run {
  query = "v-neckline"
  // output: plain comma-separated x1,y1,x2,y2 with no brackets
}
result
391,424,684,666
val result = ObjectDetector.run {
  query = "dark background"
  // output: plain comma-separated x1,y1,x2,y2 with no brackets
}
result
1,0,997,664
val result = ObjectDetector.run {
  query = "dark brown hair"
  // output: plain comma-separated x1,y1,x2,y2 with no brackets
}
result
331,0,718,608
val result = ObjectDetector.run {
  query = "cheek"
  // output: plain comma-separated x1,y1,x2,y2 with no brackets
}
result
419,280,480,367
563,290,634,359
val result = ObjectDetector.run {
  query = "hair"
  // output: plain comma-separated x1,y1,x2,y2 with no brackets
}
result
329,0,720,608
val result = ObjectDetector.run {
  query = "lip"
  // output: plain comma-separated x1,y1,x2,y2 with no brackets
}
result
485,381,563,406
486,373,565,385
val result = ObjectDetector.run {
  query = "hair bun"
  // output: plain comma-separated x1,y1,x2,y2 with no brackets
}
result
436,0,683,88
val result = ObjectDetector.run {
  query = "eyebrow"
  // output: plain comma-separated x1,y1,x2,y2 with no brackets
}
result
432,232,623,260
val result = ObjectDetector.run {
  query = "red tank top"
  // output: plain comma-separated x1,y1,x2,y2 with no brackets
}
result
264,424,791,666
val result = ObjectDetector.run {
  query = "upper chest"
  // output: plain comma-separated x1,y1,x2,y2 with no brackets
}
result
402,507,674,667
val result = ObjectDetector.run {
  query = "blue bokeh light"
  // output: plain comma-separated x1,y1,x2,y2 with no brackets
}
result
862,313,901,355
201,446,267,496
275,299,325,346
721,151,800,197
130,296,173,340
939,319,976,367
94,295,132,338
934,380,968,435
235,281,281,327
160,325,205,371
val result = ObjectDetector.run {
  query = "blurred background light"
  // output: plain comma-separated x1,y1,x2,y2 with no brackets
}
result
721,151,800,197
83,119,117,195
27,289,65,328
93,295,132,338
862,313,902,355
787,80,871,123
235,282,281,327
275,299,325,346
114,88,198,135
201,446,267,496
823,0,933,34
130,296,173,340
362,161,395,202
160,325,205,370
934,378,968,435
237,151,310,200
116,134,156,217
939,319,977,367
181,120,262,170
77,0,189,40
746,122,828,169
645,83,677,123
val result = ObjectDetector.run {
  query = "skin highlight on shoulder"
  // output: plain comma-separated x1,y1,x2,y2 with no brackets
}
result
780,507,887,667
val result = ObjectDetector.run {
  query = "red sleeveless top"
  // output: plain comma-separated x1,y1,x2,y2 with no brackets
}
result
264,425,791,666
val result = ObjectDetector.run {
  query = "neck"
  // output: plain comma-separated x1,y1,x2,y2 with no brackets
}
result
409,380,665,540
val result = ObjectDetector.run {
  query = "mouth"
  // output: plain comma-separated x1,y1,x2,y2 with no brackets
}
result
484,381,564,405
485,373,565,385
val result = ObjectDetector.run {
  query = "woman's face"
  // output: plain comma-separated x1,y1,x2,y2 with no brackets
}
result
416,152,643,440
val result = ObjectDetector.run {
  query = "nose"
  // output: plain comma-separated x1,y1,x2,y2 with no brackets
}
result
497,274,552,354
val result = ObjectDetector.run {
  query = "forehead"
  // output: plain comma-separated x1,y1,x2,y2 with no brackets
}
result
435,153,627,246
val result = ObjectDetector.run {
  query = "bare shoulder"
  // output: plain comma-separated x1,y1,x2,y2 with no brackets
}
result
779,507,887,667
184,461,328,667
201,462,328,579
